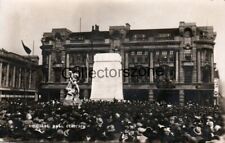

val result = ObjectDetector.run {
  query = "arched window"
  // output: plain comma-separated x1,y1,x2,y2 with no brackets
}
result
184,28,192,45
202,65,211,83
184,28,192,37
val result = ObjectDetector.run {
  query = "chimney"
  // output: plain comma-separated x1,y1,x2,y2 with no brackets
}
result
125,23,130,30
95,24,99,31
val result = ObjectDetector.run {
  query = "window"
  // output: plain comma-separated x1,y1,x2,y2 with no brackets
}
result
69,53,86,66
129,51,137,64
205,52,211,63
184,49,192,61
132,34,146,41
54,69,61,82
184,29,192,44
161,51,168,63
143,51,149,64
201,49,212,65
169,51,175,62
43,54,49,65
55,51,61,64
155,33,172,40
137,51,143,63
184,67,193,84
88,52,96,64
129,67,138,83
15,67,19,88
139,66,150,83
202,65,211,83
131,51,149,64
8,65,14,87
158,33,171,38
137,51,142,55
154,51,160,64
129,66,149,84
184,30,191,38
31,70,36,88
24,69,29,89
1,63,7,87
20,69,25,88
168,67,175,80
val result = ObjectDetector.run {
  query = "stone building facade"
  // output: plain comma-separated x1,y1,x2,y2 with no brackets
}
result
0,49,39,100
40,22,216,105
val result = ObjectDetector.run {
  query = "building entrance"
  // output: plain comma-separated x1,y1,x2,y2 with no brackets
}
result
155,90,179,104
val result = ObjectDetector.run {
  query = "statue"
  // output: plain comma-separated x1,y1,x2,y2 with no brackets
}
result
63,71,81,106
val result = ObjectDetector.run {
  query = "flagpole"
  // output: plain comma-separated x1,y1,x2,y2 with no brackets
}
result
32,40,34,55
80,17,81,32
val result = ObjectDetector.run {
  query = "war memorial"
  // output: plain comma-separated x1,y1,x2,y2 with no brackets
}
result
0,22,224,142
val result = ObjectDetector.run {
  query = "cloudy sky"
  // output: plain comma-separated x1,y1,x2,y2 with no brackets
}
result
0,0,225,94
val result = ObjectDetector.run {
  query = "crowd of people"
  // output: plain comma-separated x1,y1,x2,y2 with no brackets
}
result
0,99,224,143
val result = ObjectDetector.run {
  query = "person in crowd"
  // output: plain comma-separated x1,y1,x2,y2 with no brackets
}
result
0,99,224,142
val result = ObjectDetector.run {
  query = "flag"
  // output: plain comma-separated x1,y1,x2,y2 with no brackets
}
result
21,40,31,55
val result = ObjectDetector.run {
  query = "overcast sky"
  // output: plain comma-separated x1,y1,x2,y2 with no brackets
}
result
0,0,225,94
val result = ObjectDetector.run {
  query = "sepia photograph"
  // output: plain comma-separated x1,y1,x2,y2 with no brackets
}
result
0,0,225,142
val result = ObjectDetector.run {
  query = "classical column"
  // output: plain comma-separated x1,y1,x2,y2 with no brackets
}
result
0,62,2,87
12,66,16,88
197,50,201,83
24,69,28,89
124,52,129,83
179,50,184,83
29,69,32,89
211,51,214,82
6,64,9,87
66,53,70,81
150,52,153,83
148,89,154,102
32,70,37,89
18,68,21,88
179,90,184,106
175,51,179,83
86,53,89,83
120,46,125,83
48,54,52,82
192,47,197,83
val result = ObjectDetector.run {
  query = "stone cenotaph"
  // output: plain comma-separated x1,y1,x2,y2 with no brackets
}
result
90,53,123,100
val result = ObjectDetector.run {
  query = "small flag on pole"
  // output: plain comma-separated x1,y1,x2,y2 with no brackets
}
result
21,40,31,55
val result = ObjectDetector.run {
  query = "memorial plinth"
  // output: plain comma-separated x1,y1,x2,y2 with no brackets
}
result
90,53,123,100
